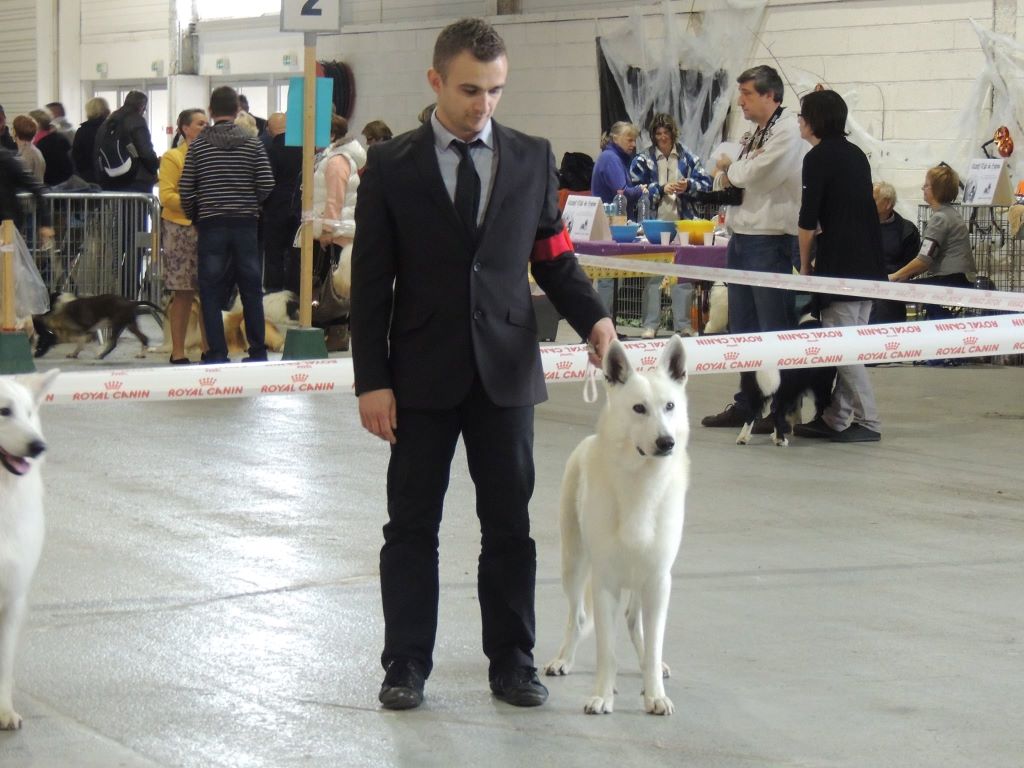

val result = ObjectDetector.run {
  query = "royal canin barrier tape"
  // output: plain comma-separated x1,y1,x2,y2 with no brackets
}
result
35,314,1024,405
576,254,1024,313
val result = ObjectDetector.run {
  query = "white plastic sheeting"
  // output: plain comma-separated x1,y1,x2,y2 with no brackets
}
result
955,20,1024,184
598,0,767,165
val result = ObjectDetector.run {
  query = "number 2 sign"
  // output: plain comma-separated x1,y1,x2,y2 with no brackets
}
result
281,0,341,32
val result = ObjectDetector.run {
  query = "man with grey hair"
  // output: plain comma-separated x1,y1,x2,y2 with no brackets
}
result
702,64,807,428
869,181,920,324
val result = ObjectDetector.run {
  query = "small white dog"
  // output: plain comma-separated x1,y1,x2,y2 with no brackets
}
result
0,370,59,730
545,337,689,715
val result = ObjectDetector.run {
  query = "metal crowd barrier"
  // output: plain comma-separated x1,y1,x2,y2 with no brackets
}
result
16,191,162,303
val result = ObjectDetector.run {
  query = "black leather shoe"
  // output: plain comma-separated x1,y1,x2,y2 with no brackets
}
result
490,666,548,707
379,659,426,710
793,416,839,439
701,403,747,428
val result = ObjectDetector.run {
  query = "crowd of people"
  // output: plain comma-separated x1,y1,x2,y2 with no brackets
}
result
0,94,393,364
0,53,977,394
582,66,975,445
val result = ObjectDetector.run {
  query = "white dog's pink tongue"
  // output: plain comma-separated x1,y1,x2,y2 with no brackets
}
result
0,449,30,476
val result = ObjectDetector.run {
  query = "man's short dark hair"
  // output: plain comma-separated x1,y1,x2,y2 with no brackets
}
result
799,89,848,140
432,18,506,77
736,65,784,103
209,86,240,119
123,90,148,114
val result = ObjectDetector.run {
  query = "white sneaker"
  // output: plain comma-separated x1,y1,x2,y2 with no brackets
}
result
641,328,656,339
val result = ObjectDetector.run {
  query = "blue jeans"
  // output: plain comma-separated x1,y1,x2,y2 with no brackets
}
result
727,234,796,411
726,233,797,333
197,218,266,360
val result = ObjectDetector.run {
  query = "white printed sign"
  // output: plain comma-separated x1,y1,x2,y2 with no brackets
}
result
562,195,611,242
281,0,341,32
962,158,1012,206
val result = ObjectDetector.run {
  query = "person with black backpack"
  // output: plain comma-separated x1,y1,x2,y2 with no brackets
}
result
94,90,159,192
94,90,160,298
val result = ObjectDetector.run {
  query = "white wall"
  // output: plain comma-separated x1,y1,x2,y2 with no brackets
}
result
79,0,170,83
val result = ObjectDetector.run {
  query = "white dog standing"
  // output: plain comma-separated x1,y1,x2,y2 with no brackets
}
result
545,337,689,715
0,370,58,730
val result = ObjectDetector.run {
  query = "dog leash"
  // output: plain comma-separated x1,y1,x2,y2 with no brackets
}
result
583,344,599,404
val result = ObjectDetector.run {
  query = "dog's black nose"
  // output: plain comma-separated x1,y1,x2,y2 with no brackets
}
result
26,440,47,459
655,436,675,454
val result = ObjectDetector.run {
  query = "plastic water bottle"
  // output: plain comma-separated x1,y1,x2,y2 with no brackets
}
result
637,185,651,223
613,189,627,218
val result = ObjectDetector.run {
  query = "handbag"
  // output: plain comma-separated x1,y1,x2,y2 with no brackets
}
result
311,244,350,326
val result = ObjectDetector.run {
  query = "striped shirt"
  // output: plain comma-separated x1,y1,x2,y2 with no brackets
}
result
179,120,274,222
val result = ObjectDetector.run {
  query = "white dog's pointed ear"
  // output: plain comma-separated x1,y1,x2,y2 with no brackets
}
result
661,335,687,383
21,369,60,405
603,340,631,386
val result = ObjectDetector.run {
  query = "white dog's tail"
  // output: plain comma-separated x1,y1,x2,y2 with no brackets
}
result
756,368,781,398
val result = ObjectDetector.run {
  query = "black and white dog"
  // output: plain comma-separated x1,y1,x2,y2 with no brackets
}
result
735,315,837,447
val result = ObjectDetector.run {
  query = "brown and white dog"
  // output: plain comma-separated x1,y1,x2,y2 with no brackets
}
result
222,290,300,356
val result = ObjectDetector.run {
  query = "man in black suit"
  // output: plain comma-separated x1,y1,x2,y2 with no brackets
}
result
352,17,616,711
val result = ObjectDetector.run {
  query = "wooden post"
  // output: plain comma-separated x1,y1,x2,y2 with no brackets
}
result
1,219,15,331
298,31,317,328
0,218,35,373
279,0,332,360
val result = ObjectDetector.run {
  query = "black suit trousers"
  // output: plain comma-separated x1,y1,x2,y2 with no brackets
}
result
380,376,537,678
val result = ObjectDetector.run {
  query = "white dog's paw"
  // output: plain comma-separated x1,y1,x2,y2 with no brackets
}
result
661,662,671,679
0,707,23,730
584,696,613,714
543,658,572,676
735,434,750,445
772,433,789,447
644,695,674,716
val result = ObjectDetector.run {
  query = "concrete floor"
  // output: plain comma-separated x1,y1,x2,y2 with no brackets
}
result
2,324,1023,768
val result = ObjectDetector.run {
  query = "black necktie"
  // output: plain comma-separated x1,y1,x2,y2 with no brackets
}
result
452,140,481,240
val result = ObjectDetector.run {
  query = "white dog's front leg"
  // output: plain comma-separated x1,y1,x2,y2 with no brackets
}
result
624,590,644,670
641,573,674,716
584,583,619,714
544,582,590,677
736,422,753,445
0,598,27,729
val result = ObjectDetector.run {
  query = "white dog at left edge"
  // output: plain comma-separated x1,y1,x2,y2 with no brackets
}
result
0,370,59,730
545,337,689,715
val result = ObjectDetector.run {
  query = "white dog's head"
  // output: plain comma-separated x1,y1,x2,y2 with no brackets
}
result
0,370,59,477
601,336,689,458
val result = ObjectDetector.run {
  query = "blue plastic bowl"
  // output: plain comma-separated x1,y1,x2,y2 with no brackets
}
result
642,219,675,243
609,224,639,243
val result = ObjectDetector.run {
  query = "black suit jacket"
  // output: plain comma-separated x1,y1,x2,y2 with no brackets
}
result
352,121,607,409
